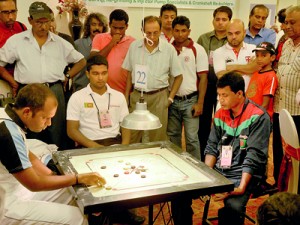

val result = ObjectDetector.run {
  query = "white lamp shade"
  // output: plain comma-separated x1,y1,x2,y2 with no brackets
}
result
121,101,162,130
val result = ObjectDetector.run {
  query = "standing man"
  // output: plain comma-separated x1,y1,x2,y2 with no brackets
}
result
197,5,232,160
213,19,257,90
159,4,177,43
244,4,276,46
73,12,108,92
273,6,300,191
0,83,105,224
168,16,208,160
91,9,135,94
0,2,86,150
0,0,26,96
123,16,183,143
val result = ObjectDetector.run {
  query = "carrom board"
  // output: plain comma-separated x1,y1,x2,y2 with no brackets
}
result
53,141,233,214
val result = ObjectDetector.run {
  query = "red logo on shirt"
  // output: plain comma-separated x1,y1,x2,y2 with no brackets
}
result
245,56,251,63
184,56,190,62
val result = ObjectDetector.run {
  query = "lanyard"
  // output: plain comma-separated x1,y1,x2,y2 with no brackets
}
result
89,93,111,113
232,101,248,141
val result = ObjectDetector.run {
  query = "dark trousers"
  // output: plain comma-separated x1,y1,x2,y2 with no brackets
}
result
198,82,217,161
171,197,193,225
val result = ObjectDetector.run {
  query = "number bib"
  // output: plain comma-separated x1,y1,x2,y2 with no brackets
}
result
134,64,148,89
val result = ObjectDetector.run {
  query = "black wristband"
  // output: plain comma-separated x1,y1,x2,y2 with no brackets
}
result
65,73,71,79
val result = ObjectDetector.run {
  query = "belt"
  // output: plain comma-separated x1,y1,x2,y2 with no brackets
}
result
134,87,168,95
18,81,62,89
174,91,198,101
43,80,62,87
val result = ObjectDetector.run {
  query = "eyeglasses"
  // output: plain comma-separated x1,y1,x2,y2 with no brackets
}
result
34,20,51,27
0,9,18,15
145,31,160,37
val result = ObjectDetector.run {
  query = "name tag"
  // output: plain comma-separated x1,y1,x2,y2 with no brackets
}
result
99,110,112,128
220,145,233,168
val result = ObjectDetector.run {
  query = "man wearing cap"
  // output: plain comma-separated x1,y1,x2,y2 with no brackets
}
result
0,1,86,150
0,0,26,96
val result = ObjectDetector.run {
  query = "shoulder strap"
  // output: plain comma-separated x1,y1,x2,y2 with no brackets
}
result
17,22,26,31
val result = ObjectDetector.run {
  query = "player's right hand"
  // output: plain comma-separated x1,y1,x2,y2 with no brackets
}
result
78,172,106,187
111,34,122,45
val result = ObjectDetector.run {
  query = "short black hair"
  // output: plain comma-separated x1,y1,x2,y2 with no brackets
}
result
250,4,269,17
109,9,129,24
217,71,245,94
277,8,286,24
172,15,190,29
160,4,177,16
86,54,108,72
257,192,300,225
213,6,233,20
14,84,57,116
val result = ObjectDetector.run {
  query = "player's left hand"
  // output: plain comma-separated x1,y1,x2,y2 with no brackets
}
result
78,172,106,187
214,192,230,201
192,103,203,117
228,187,245,196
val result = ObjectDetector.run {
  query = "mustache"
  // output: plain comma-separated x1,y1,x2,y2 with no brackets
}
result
92,29,101,33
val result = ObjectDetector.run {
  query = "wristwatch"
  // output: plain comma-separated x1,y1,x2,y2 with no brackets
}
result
65,73,71,79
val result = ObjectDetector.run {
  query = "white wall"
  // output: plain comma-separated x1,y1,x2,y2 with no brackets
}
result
16,0,297,41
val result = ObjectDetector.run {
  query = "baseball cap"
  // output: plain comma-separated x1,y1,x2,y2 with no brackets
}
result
29,2,52,20
252,42,276,55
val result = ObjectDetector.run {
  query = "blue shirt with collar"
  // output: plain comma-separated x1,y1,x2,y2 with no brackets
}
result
244,27,276,46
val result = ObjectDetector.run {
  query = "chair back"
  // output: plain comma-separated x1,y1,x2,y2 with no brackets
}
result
279,109,300,194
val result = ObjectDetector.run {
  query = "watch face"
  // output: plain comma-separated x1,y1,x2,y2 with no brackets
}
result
66,73,70,78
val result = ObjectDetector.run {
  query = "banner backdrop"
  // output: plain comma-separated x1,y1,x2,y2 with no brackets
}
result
86,0,236,9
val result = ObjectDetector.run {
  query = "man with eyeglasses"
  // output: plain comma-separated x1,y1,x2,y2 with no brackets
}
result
0,0,26,96
123,16,183,143
0,1,86,150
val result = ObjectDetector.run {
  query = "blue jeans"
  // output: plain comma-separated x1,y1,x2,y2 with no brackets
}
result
167,95,200,160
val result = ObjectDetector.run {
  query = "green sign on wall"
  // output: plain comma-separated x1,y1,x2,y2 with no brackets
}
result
86,0,236,9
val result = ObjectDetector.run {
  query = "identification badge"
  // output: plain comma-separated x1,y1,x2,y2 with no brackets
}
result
99,111,112,128
220,145,233,168
134,64,148,89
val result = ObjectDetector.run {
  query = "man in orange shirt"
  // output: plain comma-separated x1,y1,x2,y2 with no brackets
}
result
91,9,135,94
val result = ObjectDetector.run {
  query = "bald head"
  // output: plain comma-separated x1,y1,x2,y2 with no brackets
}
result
226,19,246,48
227,19,245,31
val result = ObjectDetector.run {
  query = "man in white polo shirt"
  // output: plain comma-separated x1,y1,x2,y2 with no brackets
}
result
213,19,257,90
66,54,145,225
168,16,208,160
67,55,130,148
